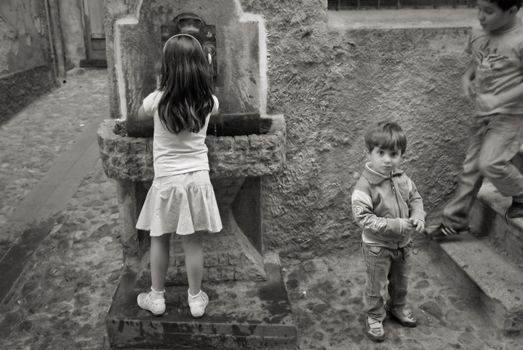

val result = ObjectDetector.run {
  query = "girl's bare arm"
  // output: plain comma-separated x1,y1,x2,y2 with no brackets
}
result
127,105,154,137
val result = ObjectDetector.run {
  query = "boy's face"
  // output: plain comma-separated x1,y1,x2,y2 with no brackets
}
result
368,147,403,175
477,0,518,33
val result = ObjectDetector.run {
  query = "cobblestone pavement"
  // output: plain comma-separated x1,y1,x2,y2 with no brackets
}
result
0,69,521,349
283,240,521,350
0,68,109,236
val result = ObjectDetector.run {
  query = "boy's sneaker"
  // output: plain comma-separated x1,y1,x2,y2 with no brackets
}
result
137,289,166,316
365,316,385,342
506,200,523,219
188,290,209,318
386,306,417,327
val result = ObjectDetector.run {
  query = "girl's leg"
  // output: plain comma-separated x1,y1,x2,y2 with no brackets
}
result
137,233,170,316
181,231,204,295
150,233,171,291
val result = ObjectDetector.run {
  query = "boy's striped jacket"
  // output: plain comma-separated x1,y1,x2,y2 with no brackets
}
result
351,163,425,249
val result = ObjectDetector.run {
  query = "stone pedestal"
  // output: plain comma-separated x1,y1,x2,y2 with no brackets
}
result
100,1,296,346
98,116,297,349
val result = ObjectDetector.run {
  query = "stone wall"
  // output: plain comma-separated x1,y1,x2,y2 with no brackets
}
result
0,0,56,124
58,0,86,69
105,0,473,259
241,0,472,258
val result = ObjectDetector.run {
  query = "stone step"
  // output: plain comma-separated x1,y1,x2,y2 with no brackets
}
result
470,182,523,268
434,232,523,334
106,255,297,349
138,229,266,284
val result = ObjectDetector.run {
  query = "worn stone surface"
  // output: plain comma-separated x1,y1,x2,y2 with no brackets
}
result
0,0,56,125
138,232,266,284
98,116,286,182
0,0,50,75
0,161,122,350
0,65,57,125
245,1,473,257
0,68,108,239
108,0,264,117
107,262,296,349
282,238,522,349
471,182,523,268
437,233,523,333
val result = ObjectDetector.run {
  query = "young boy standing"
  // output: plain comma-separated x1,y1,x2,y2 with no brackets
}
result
436,0,523,237
351,122,425,342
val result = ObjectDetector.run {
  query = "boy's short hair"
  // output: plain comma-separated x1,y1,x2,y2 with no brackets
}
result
488,0,522,11
364,121,407,154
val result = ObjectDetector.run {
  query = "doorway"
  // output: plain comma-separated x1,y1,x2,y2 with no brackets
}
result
80,0,106,67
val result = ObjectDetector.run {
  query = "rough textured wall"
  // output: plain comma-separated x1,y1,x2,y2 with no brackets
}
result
58,0,86,69
240,0,472,258
108,0,263,119
0,0,48,75
105,0,472,259
103,0,133,119
0,0,56,124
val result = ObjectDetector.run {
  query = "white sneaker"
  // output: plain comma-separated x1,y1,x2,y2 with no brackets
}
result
137,290,166,316
188,290,209,318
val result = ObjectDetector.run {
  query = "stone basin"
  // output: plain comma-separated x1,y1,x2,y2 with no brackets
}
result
97,113,285,183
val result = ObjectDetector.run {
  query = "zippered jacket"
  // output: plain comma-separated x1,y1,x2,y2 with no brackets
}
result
351,163,425,249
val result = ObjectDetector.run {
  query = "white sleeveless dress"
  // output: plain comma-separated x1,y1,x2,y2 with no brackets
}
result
135,91,222,236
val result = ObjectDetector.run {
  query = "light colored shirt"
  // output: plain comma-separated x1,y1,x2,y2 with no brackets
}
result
142,90,219,178
467,20,523,116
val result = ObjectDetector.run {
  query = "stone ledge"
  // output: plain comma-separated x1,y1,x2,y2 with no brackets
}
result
97,115,286,182
435,233,523,334
471,182,523,267
327,9,478,31
429,182,523,333
106,255,297,349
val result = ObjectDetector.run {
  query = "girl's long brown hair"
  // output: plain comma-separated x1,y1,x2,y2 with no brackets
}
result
158,35,214,134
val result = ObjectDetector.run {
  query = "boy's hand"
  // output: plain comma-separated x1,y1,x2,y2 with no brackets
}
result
476,93,498,111
408,218,425,233
399,218,415,235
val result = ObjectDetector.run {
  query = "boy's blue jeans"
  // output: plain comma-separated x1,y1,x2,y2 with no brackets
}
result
362,242,412,321
443,114,523,230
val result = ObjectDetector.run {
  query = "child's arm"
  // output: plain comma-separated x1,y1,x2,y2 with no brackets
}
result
127,105,154,137
462,61,476,99
406,177,425,233
127,90,161,137
352,188,411,240
211,95,220,115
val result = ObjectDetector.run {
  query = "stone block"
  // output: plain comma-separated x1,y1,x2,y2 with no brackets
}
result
436,232,523,334
98,116,285,182
107,260,297,349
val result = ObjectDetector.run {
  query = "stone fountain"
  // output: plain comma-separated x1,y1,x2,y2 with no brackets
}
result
97,1,296,349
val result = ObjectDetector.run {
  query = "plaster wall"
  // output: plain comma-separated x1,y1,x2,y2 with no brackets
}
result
105,0,475,259
0,0,56,124
58,0,86,69
110,0,263,120
0,0,48,76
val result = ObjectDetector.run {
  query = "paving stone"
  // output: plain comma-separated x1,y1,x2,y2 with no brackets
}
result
2,69,523,349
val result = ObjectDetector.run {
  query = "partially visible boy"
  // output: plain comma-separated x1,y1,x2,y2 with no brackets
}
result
436,0,523,237
351,122,426,342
